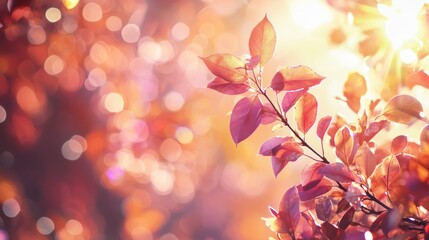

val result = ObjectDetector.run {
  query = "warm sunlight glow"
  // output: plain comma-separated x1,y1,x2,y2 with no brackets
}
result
379,0,423,48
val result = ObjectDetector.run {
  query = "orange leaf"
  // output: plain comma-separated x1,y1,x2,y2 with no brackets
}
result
271,65,325,91
334,126,354,165
381,94,427,125
249,15,276,66
201,53,248,84
343,72,367,113
421,125,429,155
369,155,401,199
354,142,376,178
391,135,407,155
294,92,317,135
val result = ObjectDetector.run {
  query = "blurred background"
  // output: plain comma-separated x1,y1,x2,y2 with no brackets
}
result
1,0,428,239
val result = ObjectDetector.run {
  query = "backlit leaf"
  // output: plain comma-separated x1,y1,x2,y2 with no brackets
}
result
391,135,407,155
406,70,429,89
328,115,346,146
207,77,250,95
369,155,401,199
420,125,429,155
281,89,306,113
334,126,354,165
315,196,333,222
319,162,356,183
343,72,367,113
271,141,303,177
298,178,332,201
317,115,332,140
271,65,325,91
278,186,301,235
363,120,389,142
301,162,325,189
369,211,388,233
259,136,294,156
230,96,263,145
260,103,277,125
381,94,426,125
249,15,276,66
354,142,376,178
294,92,317,135
201,53,248,83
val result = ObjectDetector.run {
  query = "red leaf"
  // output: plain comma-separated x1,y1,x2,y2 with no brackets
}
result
421,125,429,155
271,141,303,177
317,115,333,140
294,92,318,135
391,135,407,155
328,115,346,146
297,178,332,201
301,162,325,189
271,65,325,91
406,70,429,89
278,186,301,235
230,96,263,145
321,222,346,240
354,142,376,178
315,196,333,222
343,72,367,113
381,94,427,125
281,89,306,113
363,120,389,142
260,103,277,125
338,207,355,230
334,126,354,165
320,162,356,183
336,198,351,214
207,77,250,95
369,155,401,199
259,136,294,156
201,53,248,83
370,211,388,233
249,15,276,66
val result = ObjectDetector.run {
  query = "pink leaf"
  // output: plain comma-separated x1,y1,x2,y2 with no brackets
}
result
201,53,248,83
345,182,365,209
259,136,294,156
321,222,346,240
207,77,250,95
317,115,333,140
278,186,301,235
271,141,303,177
363,120,389,142
271,65,325,91
281,89,306,113
334,126,354,165
354,142,376,178
319,162,356,183
391,135,407,155
230,96,263,145
294,92,318,135
406,70,429,89
315,196,333,222
301,162,325,189
297,178,332,201
381,209,402,236
249,15,276,66
260,103,277,125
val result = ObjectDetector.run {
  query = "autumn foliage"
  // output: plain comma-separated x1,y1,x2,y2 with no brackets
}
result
203,15,429,239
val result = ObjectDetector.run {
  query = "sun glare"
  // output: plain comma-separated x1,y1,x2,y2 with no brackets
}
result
378,0,423,48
